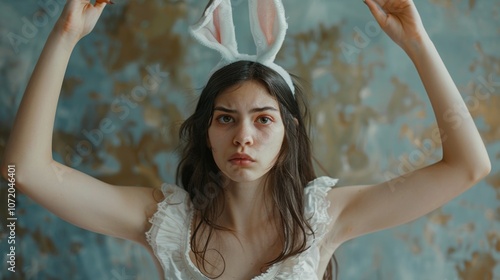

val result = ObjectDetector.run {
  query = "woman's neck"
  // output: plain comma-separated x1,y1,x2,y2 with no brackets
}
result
218,176,276,233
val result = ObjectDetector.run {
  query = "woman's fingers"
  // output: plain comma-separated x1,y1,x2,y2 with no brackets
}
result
363,0,427,51
91,0,112,12
369,0,386,9
95,0,114,6
364,0,387,27
55,0,113,42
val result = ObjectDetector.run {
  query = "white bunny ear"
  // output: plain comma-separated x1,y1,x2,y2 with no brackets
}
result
249,0,288,64
190,0,239,63
190,0,295,95
249,0,295,94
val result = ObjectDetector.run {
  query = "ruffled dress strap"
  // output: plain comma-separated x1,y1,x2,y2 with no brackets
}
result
145,184,201,279
304,176,339,242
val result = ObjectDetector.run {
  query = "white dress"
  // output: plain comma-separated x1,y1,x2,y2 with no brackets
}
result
145,176,338,280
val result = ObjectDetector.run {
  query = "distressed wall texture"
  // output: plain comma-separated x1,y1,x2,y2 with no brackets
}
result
0,0,499,279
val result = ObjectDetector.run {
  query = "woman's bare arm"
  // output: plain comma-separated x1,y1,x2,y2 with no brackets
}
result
326,0,491,245
0,0,161,245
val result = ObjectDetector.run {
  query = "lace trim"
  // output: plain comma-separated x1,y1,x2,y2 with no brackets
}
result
145,177,338,280
145,184,202,280
304,176,338,243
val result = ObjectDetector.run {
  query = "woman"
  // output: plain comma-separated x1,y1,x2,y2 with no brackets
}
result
1,0,491,279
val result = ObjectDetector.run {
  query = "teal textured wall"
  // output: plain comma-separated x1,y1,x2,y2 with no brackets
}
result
0,0,499,279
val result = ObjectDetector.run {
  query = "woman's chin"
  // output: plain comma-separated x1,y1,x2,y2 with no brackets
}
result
223,170,268,185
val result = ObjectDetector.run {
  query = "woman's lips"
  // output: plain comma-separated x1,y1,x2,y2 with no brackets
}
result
229,153,255,166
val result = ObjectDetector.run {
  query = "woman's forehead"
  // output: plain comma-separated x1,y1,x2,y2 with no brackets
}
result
214,81,278,108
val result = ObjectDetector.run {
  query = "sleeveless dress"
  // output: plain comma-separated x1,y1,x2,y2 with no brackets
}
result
145,176,338,280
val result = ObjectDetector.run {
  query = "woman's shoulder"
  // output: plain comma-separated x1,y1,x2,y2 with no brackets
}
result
304,176,339,239
146,183,192,234
157,183,190,204
304,176,338,204
305,176,339,192
145,183,193,245
145,184,195,277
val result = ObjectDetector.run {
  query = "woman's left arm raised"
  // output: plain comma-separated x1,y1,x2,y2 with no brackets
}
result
326,0,491,246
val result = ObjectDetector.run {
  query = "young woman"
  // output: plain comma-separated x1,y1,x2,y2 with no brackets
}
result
1,0,491,279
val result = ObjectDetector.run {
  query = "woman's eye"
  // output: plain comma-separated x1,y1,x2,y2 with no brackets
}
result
257,116,272,124
217,115,234,123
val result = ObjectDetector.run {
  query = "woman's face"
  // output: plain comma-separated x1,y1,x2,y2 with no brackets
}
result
208,80,285,184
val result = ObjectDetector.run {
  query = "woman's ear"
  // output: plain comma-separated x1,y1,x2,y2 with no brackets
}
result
293,117,299,127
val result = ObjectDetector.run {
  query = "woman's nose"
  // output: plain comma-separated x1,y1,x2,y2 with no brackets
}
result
233,122,254,146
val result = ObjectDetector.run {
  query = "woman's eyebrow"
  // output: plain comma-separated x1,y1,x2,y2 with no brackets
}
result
249,106,278,113
213,106,236,113
213,106,278,113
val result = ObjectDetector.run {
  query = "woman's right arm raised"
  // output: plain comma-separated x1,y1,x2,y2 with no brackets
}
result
0,0,162,245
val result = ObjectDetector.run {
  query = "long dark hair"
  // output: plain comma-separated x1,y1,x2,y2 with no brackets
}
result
176,60,337,279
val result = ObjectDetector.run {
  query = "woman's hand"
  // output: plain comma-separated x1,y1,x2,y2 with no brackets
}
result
55,0,112,44
364,0,427,52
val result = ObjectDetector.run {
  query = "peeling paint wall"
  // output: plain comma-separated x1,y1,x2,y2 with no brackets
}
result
0,0,499,279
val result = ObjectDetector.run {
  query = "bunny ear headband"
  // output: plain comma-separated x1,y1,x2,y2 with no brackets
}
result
190,0,295,94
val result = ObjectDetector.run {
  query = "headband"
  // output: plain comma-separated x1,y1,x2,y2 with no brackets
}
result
190,0,295,94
